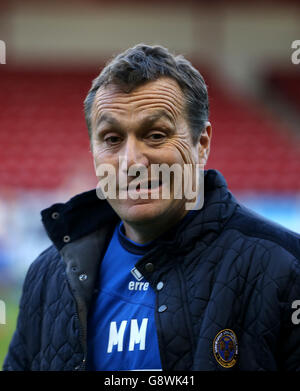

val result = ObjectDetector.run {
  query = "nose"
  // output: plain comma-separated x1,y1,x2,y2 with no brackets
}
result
120,135,149,172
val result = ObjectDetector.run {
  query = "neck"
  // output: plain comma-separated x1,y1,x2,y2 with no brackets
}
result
122,210,189,244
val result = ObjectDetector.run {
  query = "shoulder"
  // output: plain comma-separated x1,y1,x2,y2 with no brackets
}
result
26,245,62,279
224,204,300,286
21,245,63,307
226,204,300,258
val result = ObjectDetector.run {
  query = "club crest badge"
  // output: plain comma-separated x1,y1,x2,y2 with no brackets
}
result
213,329,238,368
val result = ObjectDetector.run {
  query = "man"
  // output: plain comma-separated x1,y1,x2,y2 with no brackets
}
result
3,44,300,371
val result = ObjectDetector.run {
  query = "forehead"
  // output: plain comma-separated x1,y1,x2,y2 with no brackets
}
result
91,77,186,123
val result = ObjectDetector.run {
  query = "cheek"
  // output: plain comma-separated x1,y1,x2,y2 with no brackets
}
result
92,150,118,180
92,140,110,158
162,138,197,165
92,140,118,164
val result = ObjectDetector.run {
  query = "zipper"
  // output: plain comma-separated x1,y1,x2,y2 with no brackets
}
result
64,270,87,371
74,310,87,370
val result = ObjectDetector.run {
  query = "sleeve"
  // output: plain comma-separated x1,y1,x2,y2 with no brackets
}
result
2,246,52,371
2,261,35,371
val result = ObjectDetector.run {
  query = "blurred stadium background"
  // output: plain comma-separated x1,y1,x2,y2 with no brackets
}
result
0,0,299,368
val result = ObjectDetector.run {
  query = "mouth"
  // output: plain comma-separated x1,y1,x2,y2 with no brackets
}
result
131,179,163,192
117,179,163,191
117,176,166,198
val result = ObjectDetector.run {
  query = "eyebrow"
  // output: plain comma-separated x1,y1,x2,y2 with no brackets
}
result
96,110,175,130
143,110,175,126
96,113,120,128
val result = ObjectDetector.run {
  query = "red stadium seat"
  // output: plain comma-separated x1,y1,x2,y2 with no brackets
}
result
0,68,299,192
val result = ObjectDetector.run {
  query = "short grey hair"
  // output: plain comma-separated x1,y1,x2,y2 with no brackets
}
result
84,43,209,144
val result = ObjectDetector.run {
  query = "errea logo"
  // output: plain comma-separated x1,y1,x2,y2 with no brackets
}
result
128,268,149,291
131,267,143,281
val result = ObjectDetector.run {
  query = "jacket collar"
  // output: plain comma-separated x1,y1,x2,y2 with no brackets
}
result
41,169,238,251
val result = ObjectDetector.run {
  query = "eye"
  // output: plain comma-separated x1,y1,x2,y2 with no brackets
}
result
104,135,122,145
147,132,166,142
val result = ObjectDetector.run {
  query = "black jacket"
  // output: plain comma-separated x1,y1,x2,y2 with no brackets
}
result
3,170,300,371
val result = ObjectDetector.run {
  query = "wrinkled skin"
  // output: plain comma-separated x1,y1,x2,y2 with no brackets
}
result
91,77,212,243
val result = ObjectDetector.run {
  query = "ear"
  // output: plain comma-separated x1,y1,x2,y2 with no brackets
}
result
198,122,212,166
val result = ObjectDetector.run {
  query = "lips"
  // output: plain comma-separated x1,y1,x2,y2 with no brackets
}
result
129,179,162,191
117,175,164,193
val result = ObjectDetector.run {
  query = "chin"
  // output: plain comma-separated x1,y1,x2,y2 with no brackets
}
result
111,199,169,224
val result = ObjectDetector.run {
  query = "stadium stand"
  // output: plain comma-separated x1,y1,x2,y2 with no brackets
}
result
0,67,299,192
266,67,300,113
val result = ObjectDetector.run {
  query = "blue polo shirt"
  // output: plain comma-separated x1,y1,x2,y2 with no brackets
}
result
86,222,162,370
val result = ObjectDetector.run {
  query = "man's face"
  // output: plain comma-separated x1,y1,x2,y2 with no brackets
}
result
90,77,211,226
